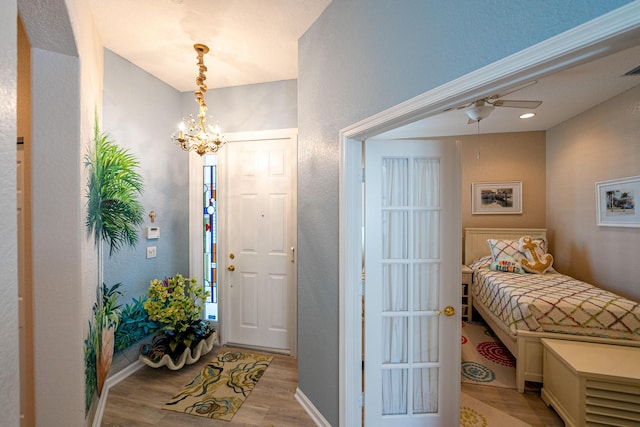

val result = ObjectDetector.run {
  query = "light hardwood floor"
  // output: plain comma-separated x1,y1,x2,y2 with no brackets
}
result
462,383,563,426
101,345,315,426
102,344,563,426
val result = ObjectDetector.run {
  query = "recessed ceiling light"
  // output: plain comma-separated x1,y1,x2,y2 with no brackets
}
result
520,112,536,119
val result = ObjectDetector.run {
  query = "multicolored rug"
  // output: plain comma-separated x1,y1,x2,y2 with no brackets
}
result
461,392,531,427
164,351,273,420
461,321,516,389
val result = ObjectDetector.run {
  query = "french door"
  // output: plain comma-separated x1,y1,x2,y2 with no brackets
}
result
363,139,460,426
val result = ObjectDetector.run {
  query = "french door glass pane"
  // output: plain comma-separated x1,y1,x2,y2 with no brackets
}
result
383,211,407,259
413,368,439,414
414,211,439,259
382,316,407,363
414,158,439,207
413,263,439,311
382,369,408,415
382,264,408,312
382,158,408,207
414,316,438,363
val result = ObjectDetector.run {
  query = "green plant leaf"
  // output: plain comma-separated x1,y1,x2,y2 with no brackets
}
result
85,118,144,256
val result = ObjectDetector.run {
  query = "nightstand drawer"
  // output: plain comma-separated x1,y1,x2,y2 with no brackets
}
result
461,265,473,321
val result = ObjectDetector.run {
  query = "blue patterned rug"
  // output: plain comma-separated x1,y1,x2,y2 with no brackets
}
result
461,321,516,389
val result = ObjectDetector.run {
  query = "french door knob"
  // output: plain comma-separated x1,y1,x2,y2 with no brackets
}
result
439,305,455,316
227,265,235,272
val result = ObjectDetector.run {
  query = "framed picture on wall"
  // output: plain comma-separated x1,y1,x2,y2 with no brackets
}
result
596,175,640,228
472,181,522,215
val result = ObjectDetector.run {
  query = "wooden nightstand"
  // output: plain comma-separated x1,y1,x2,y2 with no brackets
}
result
461,265,473,321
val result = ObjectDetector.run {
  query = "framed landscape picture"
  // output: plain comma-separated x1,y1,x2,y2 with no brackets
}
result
596,175,640,228
472,181,522,215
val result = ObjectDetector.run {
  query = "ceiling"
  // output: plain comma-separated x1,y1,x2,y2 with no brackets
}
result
88,0,332,92
379,42,640,139
88,1,639,137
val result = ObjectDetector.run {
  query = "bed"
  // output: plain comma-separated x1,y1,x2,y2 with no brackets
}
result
464,227,640,393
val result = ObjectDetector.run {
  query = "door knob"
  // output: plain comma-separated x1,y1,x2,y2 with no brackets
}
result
227,265,235,272
438,305,455,316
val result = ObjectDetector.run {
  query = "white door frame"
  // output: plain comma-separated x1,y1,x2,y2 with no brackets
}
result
189,128,298,355
339,5,640,425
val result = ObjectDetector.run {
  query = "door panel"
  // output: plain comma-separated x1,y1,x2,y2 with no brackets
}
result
364,139,460,426
224,136,296,352
240,272,259,327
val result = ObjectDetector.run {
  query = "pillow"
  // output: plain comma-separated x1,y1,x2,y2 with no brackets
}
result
489,258,525,274
469,255,493,270
518,236,554,274
487,237,547,263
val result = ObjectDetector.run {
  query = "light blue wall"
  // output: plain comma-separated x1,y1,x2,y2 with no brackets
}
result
103,49,189,302
180,79,298,133
297,1,632,424
104,51,297,305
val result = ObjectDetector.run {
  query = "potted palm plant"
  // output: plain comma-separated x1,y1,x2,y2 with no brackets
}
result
85,115,144,395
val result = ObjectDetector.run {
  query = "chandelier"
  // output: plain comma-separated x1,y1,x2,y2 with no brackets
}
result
171,44,225,156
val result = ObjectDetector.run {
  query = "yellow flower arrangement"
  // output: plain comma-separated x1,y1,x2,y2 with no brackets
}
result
143,274,211,355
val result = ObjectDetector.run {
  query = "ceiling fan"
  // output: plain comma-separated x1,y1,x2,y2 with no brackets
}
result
450,81,542,123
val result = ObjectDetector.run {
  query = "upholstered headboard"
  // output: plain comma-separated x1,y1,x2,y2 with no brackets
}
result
464,228,547,265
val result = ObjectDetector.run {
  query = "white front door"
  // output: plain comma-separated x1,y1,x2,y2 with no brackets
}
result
220,131,297,353
364,139,460,426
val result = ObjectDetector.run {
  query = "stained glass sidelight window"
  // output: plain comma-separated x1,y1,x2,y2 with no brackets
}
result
203,155,218,321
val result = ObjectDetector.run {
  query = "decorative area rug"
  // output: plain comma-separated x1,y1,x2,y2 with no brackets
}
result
461,321,516,389
164,351,273,420
461,392,531,427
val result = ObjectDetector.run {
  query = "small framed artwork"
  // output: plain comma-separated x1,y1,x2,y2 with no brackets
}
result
596,175,640,228
472,181,522,215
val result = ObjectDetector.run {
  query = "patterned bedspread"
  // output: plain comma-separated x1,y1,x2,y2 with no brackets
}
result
470,256,640,341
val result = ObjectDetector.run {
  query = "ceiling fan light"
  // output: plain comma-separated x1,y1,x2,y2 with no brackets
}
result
520,112,536,119
464,104,495,122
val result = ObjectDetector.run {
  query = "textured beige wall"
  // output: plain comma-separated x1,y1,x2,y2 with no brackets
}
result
458,131,547,229
547,84,640,300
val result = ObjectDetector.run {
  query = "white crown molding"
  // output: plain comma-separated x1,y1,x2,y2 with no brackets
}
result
340,1,640,140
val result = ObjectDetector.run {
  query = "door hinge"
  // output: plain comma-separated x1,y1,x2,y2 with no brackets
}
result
359,280,364,297
359,392,364,407
361,167,365,183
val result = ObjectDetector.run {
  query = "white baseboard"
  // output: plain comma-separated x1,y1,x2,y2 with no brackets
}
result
295,387,332,427
91,360,145,427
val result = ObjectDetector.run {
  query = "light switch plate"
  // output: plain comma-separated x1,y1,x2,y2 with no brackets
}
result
146,246,156,259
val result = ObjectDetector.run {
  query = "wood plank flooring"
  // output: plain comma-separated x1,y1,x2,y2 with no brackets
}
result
462,383,563,426
101,345,315,426
102,344,563,426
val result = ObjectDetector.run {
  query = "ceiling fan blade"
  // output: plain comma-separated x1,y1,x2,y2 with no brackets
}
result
489,80,538,100
443,102,473,112
492,99,542,109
